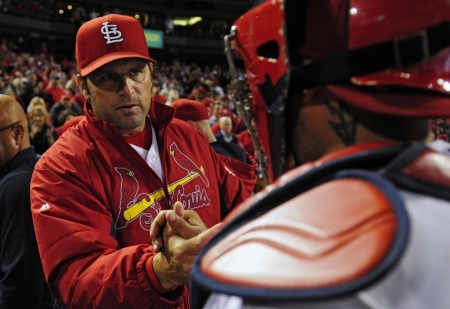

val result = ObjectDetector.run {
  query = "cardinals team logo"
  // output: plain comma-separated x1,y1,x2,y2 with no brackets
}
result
115,167,162,231
101,22,124,44
114,145,211,232
169,142,210,187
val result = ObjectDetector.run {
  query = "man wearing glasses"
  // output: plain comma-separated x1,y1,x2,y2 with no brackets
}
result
0,94,47,308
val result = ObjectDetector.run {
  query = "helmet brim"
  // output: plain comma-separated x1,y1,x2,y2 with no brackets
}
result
327,84,450,117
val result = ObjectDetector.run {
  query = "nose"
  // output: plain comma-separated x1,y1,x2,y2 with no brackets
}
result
117,76,134,97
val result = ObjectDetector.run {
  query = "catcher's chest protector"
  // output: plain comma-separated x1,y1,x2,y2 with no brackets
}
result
191,141,450,309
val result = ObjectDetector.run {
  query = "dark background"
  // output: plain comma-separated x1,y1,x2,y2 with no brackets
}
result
0,0,252,66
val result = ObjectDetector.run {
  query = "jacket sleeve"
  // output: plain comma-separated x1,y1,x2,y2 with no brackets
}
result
210,146,258,216
30,144,189,309
0,174,45,309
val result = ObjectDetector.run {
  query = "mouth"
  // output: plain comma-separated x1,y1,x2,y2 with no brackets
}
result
117,104,139,112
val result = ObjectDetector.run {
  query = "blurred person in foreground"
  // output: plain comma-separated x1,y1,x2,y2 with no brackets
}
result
30,14,256,309
151,0,450,308
0,95,49,308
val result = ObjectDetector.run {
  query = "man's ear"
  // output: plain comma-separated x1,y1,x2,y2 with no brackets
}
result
76,74,89,99
12,123,25,145
186,120,196,129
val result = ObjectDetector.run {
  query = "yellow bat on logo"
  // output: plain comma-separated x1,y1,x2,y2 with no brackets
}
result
123,171,201,221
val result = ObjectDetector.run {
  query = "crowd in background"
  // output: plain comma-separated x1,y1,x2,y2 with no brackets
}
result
0,39,256,158
1,36,449,157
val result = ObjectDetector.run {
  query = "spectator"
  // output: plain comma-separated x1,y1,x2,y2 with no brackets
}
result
151,80,166,103
43,74,65,108
29,105,57,154
209,100,223,126
165,88,180,106
188,86,208,103
0,94,49,308
221,95,235,113
30,14,256,308
0,77,8,94
72,89,86,111
54,109,76,137
49,89,82,127
206,78,224,98
26,95,47,114
64,72,79,94
172,99,250,163
211,108,239,135
215,115,238,144
10,73,24,100
61,115,84,134
19,69,45,112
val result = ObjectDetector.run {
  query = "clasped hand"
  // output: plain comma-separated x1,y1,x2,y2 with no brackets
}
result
149,201,222,289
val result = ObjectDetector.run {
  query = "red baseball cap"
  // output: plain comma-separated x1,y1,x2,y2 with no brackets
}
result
171,99,210,122
197,86,208,96
60,89,73,100
219,108,237,123
76,14,156,76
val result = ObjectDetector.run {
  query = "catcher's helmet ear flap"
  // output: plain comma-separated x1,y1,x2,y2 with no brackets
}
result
229,0,450,182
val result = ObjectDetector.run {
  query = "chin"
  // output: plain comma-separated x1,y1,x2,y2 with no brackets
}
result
118,119,146,133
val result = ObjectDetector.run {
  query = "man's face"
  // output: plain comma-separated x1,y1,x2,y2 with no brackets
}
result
213,102,223,115
220,116,233,134
52,76,62,86
82,59,153,135
61,98,72,108
30,110,45,128
0,120,19,169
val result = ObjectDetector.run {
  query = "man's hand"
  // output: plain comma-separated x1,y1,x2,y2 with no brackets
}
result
150,201,208,252
152,224,222,289
150,201,222,289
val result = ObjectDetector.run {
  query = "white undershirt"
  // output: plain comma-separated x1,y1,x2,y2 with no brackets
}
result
128,124,164,181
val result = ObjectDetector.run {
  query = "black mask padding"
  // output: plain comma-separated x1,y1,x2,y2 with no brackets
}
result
284,0,308,162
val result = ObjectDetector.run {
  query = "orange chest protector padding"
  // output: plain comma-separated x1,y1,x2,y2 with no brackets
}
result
201,177,399,288
191,169,409,308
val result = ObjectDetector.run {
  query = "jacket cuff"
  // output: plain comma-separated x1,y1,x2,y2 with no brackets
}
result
145,255,177,294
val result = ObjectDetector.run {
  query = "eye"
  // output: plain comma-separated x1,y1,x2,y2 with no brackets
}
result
102,74,116,81
130,69,142,76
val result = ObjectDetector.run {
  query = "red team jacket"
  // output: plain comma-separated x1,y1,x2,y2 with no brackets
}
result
30,102,257,309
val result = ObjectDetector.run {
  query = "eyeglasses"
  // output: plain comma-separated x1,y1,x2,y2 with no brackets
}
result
0,121,20,133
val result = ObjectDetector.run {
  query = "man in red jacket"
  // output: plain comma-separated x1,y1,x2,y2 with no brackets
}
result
30,14,256,308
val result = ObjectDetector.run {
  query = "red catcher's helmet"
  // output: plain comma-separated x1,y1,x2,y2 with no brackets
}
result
226,0,450,182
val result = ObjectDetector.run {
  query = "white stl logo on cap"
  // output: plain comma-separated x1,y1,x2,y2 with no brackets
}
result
101,22,124,44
